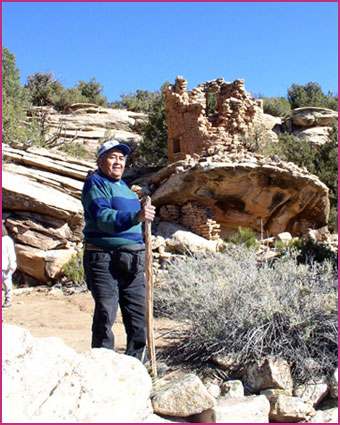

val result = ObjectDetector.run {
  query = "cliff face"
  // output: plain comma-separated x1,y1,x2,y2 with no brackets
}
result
27,103,145,160
2,144,94,283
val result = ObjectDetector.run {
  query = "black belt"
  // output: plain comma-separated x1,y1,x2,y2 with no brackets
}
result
84,242,106,252
84,242,145,252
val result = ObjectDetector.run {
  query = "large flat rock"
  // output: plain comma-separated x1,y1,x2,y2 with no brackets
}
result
151,154,330,237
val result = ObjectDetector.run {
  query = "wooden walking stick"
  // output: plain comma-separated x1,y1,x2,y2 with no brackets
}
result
144,196,157,377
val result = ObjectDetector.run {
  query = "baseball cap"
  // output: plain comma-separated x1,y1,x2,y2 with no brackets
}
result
97,140,131,158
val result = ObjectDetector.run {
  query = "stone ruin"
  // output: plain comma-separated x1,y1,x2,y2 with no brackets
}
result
159,76,332,242
165,75,264,164
160,202,221,241
162,76,266,240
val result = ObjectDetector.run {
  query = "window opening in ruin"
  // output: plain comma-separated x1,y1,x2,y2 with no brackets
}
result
206,92,218,116
206,92,219,127
173,138,181,153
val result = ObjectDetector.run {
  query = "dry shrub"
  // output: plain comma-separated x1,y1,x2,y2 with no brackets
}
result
154,246,338,384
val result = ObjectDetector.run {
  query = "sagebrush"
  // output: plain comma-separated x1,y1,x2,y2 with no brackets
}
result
154,246,338,384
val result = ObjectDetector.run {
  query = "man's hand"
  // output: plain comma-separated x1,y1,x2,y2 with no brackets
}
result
137,204,156,223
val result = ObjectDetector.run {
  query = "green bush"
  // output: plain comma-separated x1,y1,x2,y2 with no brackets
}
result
25,72,108,110
61,252,84,284
57,142,89,159
275,238,302,257
264,132,317,169
225,226,258,249
2,47,43,146
134,82,169,167
296,238,337,265
25,72,65,106
53,87,84,111
154,247,338,384
77,78,107,107
206,92,218,115
110,89,161,112
262,96,291,117
315,121,338,213
287,82,338,111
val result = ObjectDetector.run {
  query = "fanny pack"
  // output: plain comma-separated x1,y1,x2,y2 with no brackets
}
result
115,244,146,275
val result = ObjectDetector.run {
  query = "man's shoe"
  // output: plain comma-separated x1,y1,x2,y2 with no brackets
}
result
2,300,12,308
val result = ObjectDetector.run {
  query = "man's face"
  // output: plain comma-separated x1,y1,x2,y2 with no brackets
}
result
97,148,126,180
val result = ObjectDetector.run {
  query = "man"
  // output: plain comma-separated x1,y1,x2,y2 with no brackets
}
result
82,140,155,362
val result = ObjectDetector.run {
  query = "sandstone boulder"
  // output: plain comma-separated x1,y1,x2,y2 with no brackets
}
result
141,414,176,423
205,382,222,399
2,324,153,423
291,107,337,127
15,244,77,282
262,113,282,133
214,395,270,423
294,379,329,407
2,169,83,227
243,357,294,394
263,391,315,422
3,143,94,180
156,222,221,253
308,407,338,423
293,126,333,146
220,380,245,398
151,153,330,237
151,373,216,417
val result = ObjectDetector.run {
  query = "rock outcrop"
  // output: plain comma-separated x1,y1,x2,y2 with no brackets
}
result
2,144,95,283
28,103,145,160
150,151,330,238
283,106,337,146
291,107,338,128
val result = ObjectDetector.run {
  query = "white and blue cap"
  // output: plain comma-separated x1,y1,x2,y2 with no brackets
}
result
97,140,131,158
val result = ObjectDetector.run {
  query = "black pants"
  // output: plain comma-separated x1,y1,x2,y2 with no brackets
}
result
83,249,147,361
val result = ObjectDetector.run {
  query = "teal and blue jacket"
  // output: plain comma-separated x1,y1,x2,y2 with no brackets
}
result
81,170,143,249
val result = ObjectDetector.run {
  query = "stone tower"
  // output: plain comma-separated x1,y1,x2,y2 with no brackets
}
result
165,76,264,163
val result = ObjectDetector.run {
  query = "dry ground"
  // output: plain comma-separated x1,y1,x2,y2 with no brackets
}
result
2,287,183,355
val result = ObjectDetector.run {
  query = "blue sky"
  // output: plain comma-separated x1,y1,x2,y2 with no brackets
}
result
2,2,338,102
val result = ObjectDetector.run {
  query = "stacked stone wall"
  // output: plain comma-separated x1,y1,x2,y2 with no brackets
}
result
159,202,221,241
165,76,265,163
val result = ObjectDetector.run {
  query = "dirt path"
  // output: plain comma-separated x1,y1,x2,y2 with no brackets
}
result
2,287,182,355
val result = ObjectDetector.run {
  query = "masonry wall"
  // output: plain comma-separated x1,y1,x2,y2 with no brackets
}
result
165,76,264,163
159,202,221,240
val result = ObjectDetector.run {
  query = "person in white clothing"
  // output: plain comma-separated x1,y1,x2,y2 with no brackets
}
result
2,224,17,308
